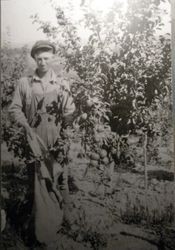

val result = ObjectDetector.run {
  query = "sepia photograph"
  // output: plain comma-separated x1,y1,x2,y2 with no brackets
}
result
1,0,174,249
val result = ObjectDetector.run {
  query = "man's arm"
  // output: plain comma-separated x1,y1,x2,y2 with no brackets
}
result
61,88,76,129
9,78,34,139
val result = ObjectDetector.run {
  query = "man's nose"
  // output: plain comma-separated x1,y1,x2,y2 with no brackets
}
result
40,59,46,65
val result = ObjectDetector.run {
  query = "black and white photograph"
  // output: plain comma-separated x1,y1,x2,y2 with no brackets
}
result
1,0,174,249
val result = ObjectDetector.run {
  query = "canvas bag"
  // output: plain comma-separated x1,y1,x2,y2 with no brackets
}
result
27,134,63,244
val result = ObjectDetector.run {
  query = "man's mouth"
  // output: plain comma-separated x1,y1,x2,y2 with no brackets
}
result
40,66,46,70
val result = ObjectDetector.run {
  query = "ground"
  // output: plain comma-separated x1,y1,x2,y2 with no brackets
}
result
1,141,175,250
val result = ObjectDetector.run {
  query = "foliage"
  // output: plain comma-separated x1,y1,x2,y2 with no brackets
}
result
2,0,172,166
1,44,34,246
1,46,28,108
1,45,29,159
31,0,171,166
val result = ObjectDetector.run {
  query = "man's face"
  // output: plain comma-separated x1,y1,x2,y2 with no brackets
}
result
34,50,53,73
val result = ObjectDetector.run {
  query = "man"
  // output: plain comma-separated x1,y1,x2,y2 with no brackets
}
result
9,40,75,248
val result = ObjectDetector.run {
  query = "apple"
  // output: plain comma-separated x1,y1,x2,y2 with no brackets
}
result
86,99,94,108
81,113,88,120
102,157,109,165
90,152,100,160
99,149,107,158
90,159,98,167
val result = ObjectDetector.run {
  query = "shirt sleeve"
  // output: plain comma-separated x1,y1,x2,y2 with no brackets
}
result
9,78,29,127
61,87,76,128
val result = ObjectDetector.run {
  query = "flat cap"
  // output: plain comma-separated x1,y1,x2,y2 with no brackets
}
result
31,40,56,58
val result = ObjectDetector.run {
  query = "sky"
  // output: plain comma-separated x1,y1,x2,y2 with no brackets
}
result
2,0,53,47
1,0,171,48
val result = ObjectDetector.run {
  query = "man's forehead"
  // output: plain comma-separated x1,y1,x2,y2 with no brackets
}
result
35,51,54,58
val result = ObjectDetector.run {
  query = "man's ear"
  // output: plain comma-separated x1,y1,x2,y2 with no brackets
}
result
33,54,37,61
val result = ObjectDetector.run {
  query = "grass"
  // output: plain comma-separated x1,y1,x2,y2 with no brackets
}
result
120,192,174,227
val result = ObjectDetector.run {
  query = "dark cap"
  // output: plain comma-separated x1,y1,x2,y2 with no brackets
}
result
31,40,56,58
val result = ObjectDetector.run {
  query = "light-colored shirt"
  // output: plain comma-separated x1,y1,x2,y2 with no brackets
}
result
9,69,75,147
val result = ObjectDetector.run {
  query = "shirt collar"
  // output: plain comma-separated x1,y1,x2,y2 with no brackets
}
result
32,69,57,84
